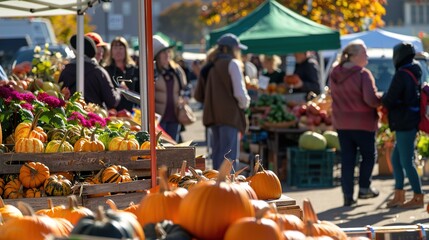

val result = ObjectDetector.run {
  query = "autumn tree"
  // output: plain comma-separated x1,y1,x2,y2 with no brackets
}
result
201,0,387,34
158,0,207,44
48,15,95,44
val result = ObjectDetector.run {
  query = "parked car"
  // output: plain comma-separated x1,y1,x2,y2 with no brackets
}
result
10,44,75,71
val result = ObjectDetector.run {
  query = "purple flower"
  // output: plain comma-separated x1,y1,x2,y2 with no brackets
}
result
0,86,14,99
87,112,107,127
37,92,66,108
20,103,34,111
20,92,36,102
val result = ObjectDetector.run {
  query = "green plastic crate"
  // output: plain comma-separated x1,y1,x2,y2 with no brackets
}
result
287,147,336,188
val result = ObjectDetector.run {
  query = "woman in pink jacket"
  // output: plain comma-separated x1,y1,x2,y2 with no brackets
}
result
329,40,381,207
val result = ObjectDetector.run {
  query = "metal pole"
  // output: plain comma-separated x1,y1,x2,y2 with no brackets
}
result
76,0,84,96
138,0,148,131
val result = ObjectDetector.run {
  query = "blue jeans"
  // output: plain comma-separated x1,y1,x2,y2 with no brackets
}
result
338,130,376,200
209,125,240,170
160,122,181,143
391,129,422,194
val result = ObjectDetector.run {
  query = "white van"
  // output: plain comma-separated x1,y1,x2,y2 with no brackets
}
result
0,18,57,73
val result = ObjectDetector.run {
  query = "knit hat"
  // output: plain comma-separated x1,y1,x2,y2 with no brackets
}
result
70,34,96,59
217,33,247,50
85,32,108,47
153,35,173,59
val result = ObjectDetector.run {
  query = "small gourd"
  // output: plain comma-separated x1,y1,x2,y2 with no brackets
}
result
14,111,47,143
109,131,139,151
44,174,73,196
19,162,50,189
74,129,105,152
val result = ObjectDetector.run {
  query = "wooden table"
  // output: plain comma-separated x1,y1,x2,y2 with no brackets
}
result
266,194,302,218
260,127,307,175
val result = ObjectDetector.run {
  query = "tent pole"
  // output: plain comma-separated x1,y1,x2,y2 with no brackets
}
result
138,0,148,131
318,52,325,93
76,0,84,96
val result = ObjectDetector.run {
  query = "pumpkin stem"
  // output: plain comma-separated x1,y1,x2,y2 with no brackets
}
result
155,131,163,145
27,110,43,138
68,195,79,210
0,196,5,208
179,160,187,177
47,198,54,210
17,201,36,216
105,199,118,211
56,129,70,153
155,222,168,239
124,131,130,140
90,127,98,142
303,199,319,223
216,159,233,186
255,205,271,220
24,162,38,176
159,165,170,193
188,166,208,182
0,212,4,225
234,166,248,177
96,205,106,222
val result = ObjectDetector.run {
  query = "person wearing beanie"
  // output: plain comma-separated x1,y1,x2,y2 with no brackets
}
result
59,34,121,109
329,39,381,207
85,32,109,67
194,33,250,170
382,42,424,209
153,35,189,143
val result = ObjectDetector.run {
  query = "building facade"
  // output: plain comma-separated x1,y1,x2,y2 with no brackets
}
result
383,0,429,36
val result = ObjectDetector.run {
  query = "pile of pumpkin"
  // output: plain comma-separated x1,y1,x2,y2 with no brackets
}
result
0,159,355,240
0,161,74,199
0,160,134,200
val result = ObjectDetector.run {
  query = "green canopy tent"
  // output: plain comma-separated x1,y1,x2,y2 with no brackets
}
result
209,0,340,55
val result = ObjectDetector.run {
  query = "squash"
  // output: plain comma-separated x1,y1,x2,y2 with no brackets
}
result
0,178,4,197
224,206,283,240
74,129,105,152
177,160,254,240
66,125,84,145
168,160,188,187
54,195,94,226
35,198,66,217
0,201,73,239
109,131,139,151
298,131,327,150
4,178,24,199
44,174,73,196
203,169,219,179
0,196,23,222
105,199,145,239
24,187,43,198
144,220,192,240
52,171,74,182
70,206,142,239
303,199,347,240
100,165,132,184
136,166,188,227
3,174,18,184
47,128,67,141
14,111,47,143
19,162,50,188
45,131,74,153
140,131,165,155
248,156,282,200
14,136,45,153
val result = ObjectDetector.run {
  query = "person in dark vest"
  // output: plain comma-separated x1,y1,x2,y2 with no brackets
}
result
153,35,188,143
194,33,250,170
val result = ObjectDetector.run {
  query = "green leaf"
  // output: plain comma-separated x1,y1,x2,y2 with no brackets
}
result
18,108,34,122
50,115,66,128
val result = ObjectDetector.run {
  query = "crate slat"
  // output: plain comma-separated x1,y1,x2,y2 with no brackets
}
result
3,196,82,211
79,179,151,195
83,192,145,211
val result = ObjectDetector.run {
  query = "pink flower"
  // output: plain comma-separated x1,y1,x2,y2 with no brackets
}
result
20,103,34,111
87,112,107,127
37,92,65,108
20,92,36,102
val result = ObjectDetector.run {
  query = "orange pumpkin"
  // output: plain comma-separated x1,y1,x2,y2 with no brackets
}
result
74,129,105,152
303,199,347,240
100,165,132,184
266,212,305,232
136,165,188,227
248,157,282,200
14,111,47,143
178,160,255,240
3,179,23,199
109,132,139,151
0,196,23,222
54,195,94,225
19,162,50,188
14,137,45,153
35,198,66,217
0,178,4,197
0,201,73,239
24,187,43,198
202,169,219,179
224,206,282,240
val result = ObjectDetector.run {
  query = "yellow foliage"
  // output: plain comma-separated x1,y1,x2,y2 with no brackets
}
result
201,0,386,34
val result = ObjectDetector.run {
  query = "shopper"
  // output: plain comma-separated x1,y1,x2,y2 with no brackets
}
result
382,42,424,209
289,51,321,95
105,36,140,112
153,35,188,143
59,34,121,110
85,32,109,67
261,55,285,84
194,33,250,170
329,40,381,207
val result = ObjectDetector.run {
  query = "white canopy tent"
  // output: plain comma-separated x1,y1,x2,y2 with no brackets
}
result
0,0,158,186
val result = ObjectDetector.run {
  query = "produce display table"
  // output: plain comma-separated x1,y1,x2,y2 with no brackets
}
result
0,147,196,211
342,224,428,239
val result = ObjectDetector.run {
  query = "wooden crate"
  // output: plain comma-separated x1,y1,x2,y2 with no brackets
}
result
266,194,302,219
0,147,196,211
